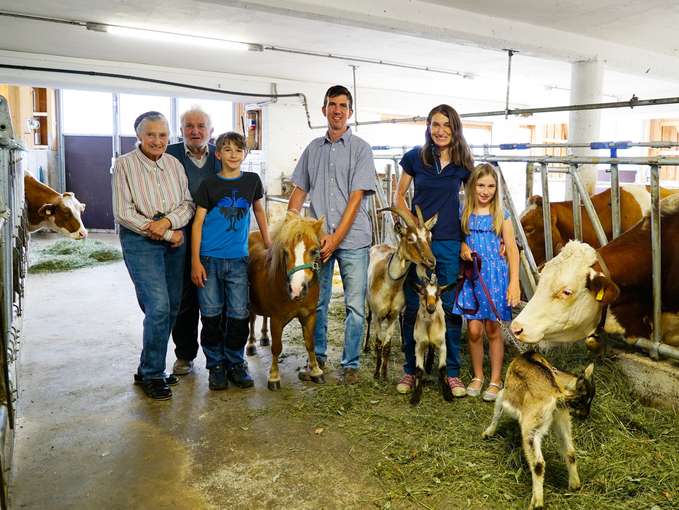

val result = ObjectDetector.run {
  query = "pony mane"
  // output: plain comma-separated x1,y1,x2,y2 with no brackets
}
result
268,212,323,279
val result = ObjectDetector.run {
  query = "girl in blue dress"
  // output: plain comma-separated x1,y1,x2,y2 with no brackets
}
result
454,163,520,401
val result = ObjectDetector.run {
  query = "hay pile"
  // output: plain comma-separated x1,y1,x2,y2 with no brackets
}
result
29,238,122,273
282,299,679,509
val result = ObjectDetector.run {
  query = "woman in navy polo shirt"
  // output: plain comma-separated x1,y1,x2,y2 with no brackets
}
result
394,104,474,398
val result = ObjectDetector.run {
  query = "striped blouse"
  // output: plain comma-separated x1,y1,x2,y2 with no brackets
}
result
112,146,195,241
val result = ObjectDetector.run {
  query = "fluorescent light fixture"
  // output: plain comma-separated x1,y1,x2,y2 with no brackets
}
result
86,22,262,52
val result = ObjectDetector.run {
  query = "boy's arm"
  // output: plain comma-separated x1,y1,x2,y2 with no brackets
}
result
320,190,363,262
252,199,272,248
191,207,208,288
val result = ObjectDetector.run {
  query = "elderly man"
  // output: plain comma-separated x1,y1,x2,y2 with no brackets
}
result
289,85,376,385
166,107,221,376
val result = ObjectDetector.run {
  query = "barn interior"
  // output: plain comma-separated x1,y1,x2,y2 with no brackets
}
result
1,1,679,509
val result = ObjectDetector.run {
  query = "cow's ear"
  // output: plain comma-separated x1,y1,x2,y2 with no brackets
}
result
527,195,543,207
424,213,438,231
586,269,620,304
63,192,74,198
38,204,57,217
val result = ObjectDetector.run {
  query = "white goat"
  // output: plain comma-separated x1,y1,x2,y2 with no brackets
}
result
482,351,595,510
411,273,455,405
365,206,436,380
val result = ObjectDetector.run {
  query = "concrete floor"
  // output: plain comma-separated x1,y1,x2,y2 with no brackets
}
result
11,233,380,509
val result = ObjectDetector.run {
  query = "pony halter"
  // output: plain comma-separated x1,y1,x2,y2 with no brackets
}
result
287,257,321,279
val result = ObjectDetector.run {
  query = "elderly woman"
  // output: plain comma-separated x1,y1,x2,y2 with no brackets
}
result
112,111,195,400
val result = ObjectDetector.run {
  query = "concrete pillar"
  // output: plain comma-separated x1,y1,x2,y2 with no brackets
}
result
567,59,603,196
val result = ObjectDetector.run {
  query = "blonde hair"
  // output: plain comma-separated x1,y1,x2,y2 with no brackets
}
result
461,163,504,236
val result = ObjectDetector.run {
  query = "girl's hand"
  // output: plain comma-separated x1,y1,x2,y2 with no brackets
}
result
191,261,207,288
507,280,521,307
460,242,473,261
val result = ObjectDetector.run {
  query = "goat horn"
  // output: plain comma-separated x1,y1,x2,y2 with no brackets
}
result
415,205,425,226
377,207,417,229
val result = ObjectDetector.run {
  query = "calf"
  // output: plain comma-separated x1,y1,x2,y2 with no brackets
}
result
365,206,436,380
25,174,87,239
411,273,455,406
482,352,595,510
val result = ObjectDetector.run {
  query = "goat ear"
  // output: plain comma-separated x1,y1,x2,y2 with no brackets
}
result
424,212,438,231
38,204,57,217
586,269,619,305
394,220,406,237
414,282,424,295
583,363,594,381
439,282,456,295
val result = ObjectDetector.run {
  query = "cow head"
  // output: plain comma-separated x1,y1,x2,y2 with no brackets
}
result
38,192,88,239
511,241,619,344
520,196,563,266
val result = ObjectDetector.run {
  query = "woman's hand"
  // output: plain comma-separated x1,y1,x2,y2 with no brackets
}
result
143,217,171,240
507,280,521,307
460,242,473,261
169,230,184,248
191,260,207,288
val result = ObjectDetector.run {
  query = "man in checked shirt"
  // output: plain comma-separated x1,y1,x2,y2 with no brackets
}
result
288,85,376,385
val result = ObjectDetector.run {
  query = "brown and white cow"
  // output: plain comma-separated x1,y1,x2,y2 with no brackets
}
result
25,174,87,239
511,194,679,347
520,185,679,266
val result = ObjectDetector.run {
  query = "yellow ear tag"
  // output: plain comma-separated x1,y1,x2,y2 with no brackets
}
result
595,288,605,302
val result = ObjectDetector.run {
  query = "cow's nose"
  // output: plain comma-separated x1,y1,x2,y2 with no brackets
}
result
512,324,524,337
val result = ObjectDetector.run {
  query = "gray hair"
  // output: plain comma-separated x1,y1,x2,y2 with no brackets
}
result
134,111,169,136
179,106,212,130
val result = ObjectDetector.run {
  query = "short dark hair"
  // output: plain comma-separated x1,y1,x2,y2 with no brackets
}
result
323,85,353,110
215,131,247,152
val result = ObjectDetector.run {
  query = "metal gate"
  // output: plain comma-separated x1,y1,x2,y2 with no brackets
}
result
0,94,28,509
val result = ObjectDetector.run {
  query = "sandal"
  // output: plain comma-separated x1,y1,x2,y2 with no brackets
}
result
483,382,503,402
466,377,484,397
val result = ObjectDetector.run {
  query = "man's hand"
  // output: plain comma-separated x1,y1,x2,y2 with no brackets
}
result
169,230,184,248
143,217,172,240
191,260,207,288
320,233,339,262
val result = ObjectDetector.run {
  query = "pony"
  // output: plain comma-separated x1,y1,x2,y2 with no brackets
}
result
248,211,325,390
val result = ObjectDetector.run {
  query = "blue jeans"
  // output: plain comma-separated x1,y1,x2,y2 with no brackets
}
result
402,240,462,377
197,256,250,369
119,227,186,380
313,246,369,369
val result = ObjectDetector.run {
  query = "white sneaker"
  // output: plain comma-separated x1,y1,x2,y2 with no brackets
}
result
172,358,194,376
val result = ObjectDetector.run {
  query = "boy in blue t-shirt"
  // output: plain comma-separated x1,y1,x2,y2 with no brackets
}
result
191,132,272,391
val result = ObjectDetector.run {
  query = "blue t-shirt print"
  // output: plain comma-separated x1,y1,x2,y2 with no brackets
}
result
194,172,264,259
217,190,251,232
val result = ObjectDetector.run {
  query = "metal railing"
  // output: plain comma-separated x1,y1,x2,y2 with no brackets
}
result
0,95,28,510
474,152,679,363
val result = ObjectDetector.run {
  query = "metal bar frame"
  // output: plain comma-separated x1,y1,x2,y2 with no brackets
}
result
540,162,553,261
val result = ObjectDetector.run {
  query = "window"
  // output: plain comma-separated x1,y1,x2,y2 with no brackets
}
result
176,97,233,138
62,90,113,135
119,94,172,136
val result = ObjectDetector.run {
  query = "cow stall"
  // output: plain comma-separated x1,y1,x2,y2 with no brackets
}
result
0,95,28,509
